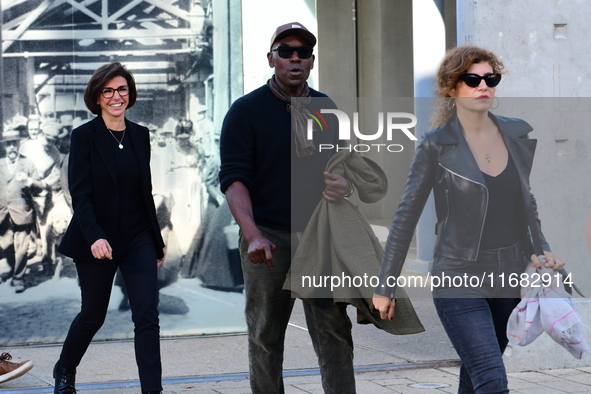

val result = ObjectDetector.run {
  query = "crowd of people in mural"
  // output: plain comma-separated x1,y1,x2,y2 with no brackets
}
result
0,109,240,297
0,114,74,293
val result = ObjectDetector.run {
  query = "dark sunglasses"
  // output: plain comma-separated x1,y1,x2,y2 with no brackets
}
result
271,45,314,59
459,73,501,88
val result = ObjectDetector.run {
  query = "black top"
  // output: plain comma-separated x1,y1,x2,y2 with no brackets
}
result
110,130,152,247
219,85,339,231
480,154,525,249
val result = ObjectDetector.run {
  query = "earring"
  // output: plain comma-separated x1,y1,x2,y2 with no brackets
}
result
491,96,499,110
447,97,456,110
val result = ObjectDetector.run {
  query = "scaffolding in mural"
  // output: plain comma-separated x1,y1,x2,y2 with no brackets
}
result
1,0,213,127
0,1,247,345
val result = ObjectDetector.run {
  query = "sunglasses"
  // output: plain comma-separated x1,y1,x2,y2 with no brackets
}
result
271,45,314,59
459,73,502,88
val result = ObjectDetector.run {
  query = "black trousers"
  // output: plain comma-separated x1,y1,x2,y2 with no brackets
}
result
59,232,162,393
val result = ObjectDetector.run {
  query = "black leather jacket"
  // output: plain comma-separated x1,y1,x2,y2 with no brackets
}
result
375,113,550,298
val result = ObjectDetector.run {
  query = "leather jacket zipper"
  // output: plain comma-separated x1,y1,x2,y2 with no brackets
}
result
434,189,451,251
444,189,450,229
438,163,489,258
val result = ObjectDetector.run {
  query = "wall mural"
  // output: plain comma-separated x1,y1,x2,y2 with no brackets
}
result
0,0,245,346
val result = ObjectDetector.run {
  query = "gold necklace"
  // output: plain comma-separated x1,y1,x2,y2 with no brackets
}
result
107,128,126,149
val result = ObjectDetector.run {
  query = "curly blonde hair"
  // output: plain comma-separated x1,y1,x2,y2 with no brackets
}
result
431,46,505,128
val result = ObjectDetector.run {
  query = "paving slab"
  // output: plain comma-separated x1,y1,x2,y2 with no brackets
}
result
2,289,591,393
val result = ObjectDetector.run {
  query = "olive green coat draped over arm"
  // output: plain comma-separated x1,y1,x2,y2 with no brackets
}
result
284,150,424,335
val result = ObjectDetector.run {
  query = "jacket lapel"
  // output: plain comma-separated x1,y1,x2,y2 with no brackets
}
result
496,116,537,205
126,120,150,191
436,113,536,186
90,116,119,186
492,113,536,179
437,115,486,185
0,160,14,182
506,137,536,179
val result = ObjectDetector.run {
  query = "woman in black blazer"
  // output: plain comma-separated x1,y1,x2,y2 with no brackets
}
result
55,62,166,394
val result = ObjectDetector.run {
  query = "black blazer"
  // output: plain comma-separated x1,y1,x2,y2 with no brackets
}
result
59,116,165,262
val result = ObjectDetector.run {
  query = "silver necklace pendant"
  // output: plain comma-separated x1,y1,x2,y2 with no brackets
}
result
119,144,124,149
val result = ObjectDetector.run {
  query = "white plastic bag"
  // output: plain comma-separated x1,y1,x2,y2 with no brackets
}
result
507,263,589,359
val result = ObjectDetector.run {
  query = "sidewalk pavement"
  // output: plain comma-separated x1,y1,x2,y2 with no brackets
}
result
2,299,591,393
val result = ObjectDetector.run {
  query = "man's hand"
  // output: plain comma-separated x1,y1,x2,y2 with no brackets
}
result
91,238,113,260
15,172,33,187
373,294,395,321
323,172,351,202
247,234,276,269
224,181,275,269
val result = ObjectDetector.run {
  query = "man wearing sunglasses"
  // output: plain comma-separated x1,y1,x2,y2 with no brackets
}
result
220,23,356,394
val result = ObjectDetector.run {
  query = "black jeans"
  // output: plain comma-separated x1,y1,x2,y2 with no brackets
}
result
59,232,161,393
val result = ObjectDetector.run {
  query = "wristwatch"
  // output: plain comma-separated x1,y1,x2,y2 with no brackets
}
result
344,182,355,198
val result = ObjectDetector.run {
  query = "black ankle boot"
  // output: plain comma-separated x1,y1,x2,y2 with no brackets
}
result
53,360,76,394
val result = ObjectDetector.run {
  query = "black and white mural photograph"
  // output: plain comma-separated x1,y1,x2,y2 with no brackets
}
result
0,0,246,345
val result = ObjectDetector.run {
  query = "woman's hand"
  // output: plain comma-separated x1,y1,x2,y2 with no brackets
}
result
91,238,113,260
157,247,167,266
530,251,565,270
373,294,395,321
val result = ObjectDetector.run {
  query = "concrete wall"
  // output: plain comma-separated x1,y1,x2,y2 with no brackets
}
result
458,0,591,97
316,0,357,98
458,0,591,369
317,0,415,223
458,0,591,299
212,0,244,133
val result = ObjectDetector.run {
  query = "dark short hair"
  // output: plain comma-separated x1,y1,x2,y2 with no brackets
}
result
84,62,137,115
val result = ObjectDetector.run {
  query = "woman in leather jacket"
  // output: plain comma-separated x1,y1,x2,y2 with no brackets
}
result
373,46,565,394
